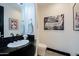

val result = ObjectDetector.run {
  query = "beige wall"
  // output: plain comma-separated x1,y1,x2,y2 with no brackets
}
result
36,3,79,55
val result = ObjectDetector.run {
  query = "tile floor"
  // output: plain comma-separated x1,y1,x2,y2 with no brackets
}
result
45,50,65,56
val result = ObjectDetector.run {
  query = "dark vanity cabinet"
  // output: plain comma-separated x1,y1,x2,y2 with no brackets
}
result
0,6,4,37
0,35,36,56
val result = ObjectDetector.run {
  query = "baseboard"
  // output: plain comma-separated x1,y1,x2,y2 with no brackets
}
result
47,48,70,56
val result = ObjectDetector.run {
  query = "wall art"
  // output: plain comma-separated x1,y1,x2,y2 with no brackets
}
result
9,18,18,30
44,14,64,30
73,3,79,31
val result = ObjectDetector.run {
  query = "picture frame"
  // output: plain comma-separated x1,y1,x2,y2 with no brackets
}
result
44,14,64,30
9,18,18,30
73,3,79,31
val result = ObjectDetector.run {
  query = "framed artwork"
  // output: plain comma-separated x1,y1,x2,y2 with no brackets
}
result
9,18,18,30
73,3,79,31
44,14,64,30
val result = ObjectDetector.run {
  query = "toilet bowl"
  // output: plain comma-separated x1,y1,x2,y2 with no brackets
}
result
37,43,47,56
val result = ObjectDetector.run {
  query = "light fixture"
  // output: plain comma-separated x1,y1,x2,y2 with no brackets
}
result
17,3,24,6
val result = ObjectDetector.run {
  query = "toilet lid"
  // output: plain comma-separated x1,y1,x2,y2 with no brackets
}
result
39,43,47,48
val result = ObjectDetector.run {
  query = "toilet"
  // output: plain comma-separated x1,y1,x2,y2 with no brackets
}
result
37,43,47,56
